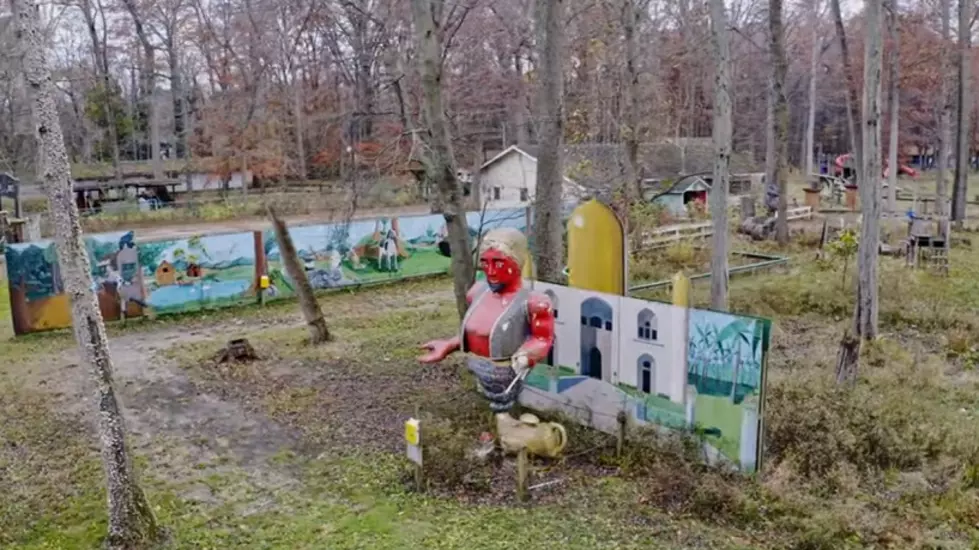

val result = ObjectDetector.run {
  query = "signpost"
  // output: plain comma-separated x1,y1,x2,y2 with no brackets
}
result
405,417,423,490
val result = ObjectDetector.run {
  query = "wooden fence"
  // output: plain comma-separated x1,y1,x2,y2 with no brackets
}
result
637,206,814,250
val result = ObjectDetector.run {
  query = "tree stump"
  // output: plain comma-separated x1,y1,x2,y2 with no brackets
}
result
215,338,258,363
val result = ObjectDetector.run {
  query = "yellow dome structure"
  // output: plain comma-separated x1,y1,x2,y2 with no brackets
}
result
566,199,627,295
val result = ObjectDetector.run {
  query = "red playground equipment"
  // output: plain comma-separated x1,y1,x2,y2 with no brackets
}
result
833,153,917,179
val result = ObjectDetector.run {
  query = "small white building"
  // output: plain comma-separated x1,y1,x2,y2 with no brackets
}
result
477,145,585,208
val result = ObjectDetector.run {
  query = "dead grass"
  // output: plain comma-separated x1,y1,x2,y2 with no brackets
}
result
3,223,979,548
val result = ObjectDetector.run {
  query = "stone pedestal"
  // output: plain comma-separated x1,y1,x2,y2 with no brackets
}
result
803,187,821,210
844,185,859,211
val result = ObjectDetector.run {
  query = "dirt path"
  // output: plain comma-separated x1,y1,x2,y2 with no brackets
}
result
42,320,305,504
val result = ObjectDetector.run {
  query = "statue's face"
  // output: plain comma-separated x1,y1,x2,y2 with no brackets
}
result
480,248,521,292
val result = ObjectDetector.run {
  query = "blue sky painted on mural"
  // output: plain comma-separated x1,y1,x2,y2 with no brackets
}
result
264,208,527,257
156,232,255,266
687,308,766,388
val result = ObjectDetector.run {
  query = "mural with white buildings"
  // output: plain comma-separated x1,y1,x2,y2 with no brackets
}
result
520,281,771,473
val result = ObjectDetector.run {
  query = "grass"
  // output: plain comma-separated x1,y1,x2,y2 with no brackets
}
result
5,224,979,548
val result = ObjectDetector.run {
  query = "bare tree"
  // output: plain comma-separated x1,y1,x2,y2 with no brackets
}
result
951,0,972,222
768,0,789,244
621,0,644,202
119,0,164,179
936,0,953,241
837,0,883,384
831,0,860,168
533,0,566,282
410,0,475,318
79,0,123,182
709,0,731,310
267,206,331,342
803,0,821,182
12,0,163,546
884,0,899,213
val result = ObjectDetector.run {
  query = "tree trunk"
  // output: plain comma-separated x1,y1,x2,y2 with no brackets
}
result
831,0,861,171
885,0,899,213
952,0,972,222
621,0,642,202
838,0,883,383
267,206,331,343
804,1,820,184
410,0,475,319
533,0,566,283
119,0,162,179
769,0,790,244
936,0,952,242
80,0,122,182
12,1,163,546
764,73,776,207
168,40,187,159
292,67,308,181
709,0,732,311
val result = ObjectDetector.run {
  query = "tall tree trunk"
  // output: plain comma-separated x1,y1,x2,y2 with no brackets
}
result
532,0,566,283
769,0,790,244
885,0,899,213
12,1,163,547
952,0,972,222
80,0,122,182
831,0,861,171
410,0,475,319
764,73,776,205
119,0,162,179
292,67,308,181
267,206,331,343
804,0,820,183
709,0,732,311
837,0,882,384
167,38,187,159
621,0,642,202
937,0,953,242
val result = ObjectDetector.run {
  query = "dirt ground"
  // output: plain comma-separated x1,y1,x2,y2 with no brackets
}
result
3,222,979,549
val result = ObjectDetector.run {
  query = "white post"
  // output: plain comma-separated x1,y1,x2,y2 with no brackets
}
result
739,394,759,472
685,384,698,427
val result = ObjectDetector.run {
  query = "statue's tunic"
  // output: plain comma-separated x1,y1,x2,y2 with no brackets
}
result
460,282,531,412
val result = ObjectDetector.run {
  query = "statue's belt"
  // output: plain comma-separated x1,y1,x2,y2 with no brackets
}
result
464,354,512,368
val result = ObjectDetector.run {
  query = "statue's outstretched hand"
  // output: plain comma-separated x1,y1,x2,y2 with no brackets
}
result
418,340,451,363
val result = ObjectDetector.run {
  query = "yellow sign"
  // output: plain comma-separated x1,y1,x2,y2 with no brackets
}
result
567,199,626,295
405,418,420,446
259,275,270,289
672,272,690,307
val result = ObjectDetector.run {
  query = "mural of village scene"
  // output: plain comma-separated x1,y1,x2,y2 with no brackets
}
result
262,207,526,298
519,281,770,472
6,230,166,332
135,232,258,314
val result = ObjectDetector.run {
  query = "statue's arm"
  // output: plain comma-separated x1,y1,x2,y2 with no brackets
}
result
515,292,555,367
419,282,485,361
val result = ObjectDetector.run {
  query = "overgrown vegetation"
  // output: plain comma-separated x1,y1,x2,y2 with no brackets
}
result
3,226,979,548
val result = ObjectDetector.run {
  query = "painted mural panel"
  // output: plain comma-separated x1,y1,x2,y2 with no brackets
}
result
5,230,154,333
5,239,69,333
262,207,527,298
686,308,771,472
87,231,149,321
137,232,258,314
519,281,771,473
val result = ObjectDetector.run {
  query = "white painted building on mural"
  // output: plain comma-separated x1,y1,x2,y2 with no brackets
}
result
533,281,687,403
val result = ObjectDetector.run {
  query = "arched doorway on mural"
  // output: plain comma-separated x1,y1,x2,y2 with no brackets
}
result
579,296,614,380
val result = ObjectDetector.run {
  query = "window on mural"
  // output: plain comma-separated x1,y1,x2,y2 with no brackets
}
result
493,187,501,200
637,308,658,341
520,188,529,201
